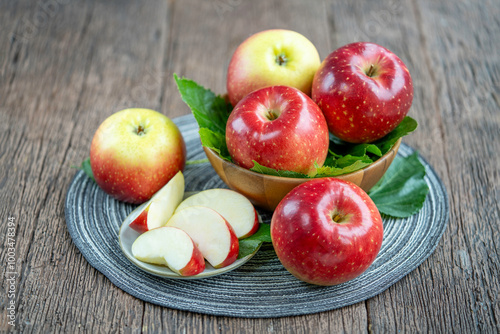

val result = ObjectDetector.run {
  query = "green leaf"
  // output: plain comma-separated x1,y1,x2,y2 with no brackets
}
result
335,154,373,168
250,161,310,178
174,74,232,134
244,223,271,243
199,128,232,161
238,239,262,259
374,116,418,155
350,143,383,157
81,157,95,182
238,224,271,259
368,152,429,217
315,159,372,177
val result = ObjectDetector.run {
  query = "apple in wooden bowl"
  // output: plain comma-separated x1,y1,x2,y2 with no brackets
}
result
204,138,401,212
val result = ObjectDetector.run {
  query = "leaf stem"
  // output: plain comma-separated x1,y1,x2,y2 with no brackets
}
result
186,158,209,165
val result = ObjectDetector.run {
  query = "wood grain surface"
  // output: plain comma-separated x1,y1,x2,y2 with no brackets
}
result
0,0,499,332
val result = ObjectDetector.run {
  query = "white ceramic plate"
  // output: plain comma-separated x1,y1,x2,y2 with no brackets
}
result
118,192,262,279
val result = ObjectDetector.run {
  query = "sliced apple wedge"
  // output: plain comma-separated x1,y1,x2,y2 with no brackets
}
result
166,206,239,268
175,189,259,239
131,226,205,276
129,171,185,233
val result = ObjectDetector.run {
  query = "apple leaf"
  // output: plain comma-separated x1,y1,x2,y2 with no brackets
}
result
315,159,372,177
238,223,271,259
330,154,373,169
373,116,418,155
81,157,95,182
250,161,310,178
174,74,232,135
199,128,232,161
368,152,429,217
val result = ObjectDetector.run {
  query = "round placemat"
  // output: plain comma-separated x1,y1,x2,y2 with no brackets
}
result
65,114,449,318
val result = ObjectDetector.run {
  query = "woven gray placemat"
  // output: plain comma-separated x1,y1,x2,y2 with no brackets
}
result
65,114,449,318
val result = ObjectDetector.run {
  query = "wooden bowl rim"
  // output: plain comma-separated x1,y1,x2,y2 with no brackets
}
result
203,138,402,182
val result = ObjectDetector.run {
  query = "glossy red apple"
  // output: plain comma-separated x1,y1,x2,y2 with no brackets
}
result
312,42,413,143
271,178,383,286
225,85,329,175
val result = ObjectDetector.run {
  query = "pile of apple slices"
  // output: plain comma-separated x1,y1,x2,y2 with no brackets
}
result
130,171,260,276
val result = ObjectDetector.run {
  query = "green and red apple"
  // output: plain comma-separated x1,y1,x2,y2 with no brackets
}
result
90,108,186,204
312,42,413,143
227,29,321,106
271,178,383,286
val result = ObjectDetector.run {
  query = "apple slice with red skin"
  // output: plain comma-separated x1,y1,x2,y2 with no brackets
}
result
131,226,205,276
271,178,383,286
175,189,259,239
129,171,184,233
166,206,239,269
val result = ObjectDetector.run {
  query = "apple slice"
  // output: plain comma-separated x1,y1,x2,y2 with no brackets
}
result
131,226,205,276
166,206,239,268
175,189,259,239
129,171,185,233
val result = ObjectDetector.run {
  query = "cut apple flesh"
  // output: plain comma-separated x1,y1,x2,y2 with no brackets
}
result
175,188,259,239
166,206,239,268
131,226,205,276
129,171,185,233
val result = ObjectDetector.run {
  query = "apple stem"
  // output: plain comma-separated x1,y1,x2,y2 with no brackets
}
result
275,53,287,66
332,214,343,223
266,110,279,121
136,125,145,136
366,64,376,77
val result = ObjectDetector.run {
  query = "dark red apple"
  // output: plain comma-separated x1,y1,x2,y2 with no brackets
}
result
225,85,329,175
312,42,413,143
271,178,383,286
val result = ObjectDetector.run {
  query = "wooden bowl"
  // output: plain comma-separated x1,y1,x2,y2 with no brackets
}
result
203,138,401,211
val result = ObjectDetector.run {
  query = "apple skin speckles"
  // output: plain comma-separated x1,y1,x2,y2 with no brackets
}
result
312,42,413,143
271,178,383,286
226,86,329,175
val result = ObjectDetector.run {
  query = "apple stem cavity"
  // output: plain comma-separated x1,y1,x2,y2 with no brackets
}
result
275,53,288,66
136,125,146,136
331,210,349,224
365,64,377,77
266,109,280,121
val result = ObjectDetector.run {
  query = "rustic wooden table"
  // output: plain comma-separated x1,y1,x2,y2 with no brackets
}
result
1,0,499,332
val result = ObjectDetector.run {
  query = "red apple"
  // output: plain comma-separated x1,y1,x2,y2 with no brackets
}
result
225,85,329,175
312,42,413,143
227,29,321,106
271,178,383,286
90,108,186,204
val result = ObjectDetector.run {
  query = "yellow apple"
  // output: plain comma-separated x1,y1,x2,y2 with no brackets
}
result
90,108,186,204
226,29,321,106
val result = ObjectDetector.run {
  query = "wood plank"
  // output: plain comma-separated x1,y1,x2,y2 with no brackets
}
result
325,0,500,332
412,0,500,332
0,0,170,331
